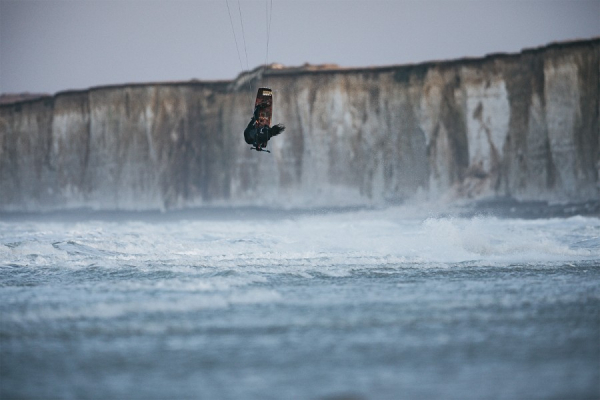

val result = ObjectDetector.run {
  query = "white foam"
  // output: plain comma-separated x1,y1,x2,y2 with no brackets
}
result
1,210,598,277
2,210,598,329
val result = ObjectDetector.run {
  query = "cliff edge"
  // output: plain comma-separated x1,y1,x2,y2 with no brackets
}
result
1,39,598,211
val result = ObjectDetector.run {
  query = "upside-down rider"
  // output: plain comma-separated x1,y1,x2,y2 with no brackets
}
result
243,103,285,151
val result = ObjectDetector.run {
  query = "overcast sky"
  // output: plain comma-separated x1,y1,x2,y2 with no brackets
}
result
1,0,599,95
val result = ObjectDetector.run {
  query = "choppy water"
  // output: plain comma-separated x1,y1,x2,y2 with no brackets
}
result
1,206,599,400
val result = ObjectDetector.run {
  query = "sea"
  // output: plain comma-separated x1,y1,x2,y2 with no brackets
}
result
1,204,599,400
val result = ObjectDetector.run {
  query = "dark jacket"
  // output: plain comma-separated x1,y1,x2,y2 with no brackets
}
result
244,118,257,145
243,118,268,145
243,106,285,146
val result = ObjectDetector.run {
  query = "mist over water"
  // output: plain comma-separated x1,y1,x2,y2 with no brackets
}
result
2,1,599,397
1,206,599,399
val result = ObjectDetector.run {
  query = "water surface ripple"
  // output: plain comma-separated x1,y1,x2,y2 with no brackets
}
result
1,208,599,399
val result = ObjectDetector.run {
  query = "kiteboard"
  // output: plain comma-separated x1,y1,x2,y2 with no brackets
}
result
254,87,273,129
251,87,273,152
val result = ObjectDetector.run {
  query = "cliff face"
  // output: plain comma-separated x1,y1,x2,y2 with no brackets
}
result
1,39,598,211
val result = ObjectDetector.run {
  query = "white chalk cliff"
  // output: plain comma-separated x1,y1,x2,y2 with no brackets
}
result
0,39,598,211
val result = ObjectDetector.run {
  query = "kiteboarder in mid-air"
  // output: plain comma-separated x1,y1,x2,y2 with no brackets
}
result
244,88,285,152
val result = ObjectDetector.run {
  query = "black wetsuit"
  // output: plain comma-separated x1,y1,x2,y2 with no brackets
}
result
243,105,285,148
243,106,269,146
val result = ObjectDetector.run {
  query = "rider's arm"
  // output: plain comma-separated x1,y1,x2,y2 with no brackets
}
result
253,105,261,121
